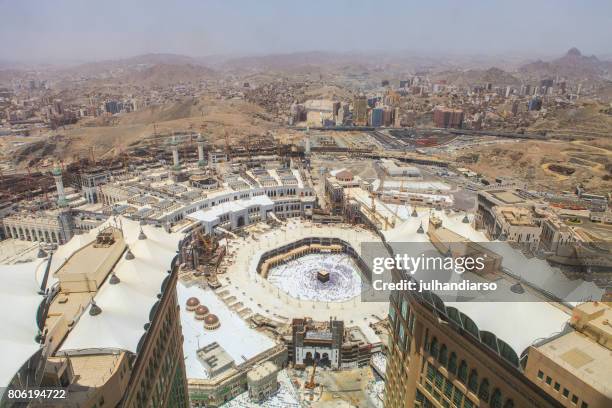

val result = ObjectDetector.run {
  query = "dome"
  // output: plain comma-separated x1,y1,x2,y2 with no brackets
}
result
194,305,210,319
203,314,220,330
186,297,200,311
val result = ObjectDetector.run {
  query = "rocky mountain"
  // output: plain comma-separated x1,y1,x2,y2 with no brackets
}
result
519,48,612,81
117,63,217,86
433,67,521,87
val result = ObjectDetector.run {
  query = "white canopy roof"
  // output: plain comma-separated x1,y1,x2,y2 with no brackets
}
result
59,218,183,353
0,261,46,387
383,208,576,356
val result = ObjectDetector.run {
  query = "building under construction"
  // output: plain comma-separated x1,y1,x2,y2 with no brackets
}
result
283,317,378,370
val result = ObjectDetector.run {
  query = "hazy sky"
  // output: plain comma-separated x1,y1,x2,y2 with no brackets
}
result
1,0,611,62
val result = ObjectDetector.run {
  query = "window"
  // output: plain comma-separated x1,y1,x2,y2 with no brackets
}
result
537,370,544,379
581,403,588,408
435,370,444,389
458,361,468,382
490,388,502,408
554,382,560,391
571,395,578,404
478,379,490,401
563,388,569,398
416,390,425,403
426,363,435,381
434,390,442,401
439,344,448,365
452,386,464,407
546,376,552,385
448,352,457,375
467,369,478,392
444,380,453,398
430,337,439,358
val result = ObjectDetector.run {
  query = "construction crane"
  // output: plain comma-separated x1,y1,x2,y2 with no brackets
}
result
392,179,404,228
305,361,317,390
196,229,217,256
245,134,252,167
224,130,231,158
370,191,376,214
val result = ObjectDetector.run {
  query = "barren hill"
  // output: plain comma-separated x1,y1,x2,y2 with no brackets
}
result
118,63,217,86
446,138,612,194
10,96,283,167
434,67,521,87
519,48,612,81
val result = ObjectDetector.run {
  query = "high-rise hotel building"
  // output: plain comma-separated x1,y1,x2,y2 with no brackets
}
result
1,220,189,408
384,286,553,407
384,284,611,408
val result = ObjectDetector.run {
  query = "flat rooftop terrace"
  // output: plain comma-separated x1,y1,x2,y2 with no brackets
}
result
490,190,525,204
537,331,612,398
55,228,125,293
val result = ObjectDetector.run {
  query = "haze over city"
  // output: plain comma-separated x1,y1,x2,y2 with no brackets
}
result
1,0,612,63
0,2,611,408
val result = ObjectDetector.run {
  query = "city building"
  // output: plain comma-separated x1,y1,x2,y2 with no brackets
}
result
247,361,280,402
288,318,343,368
528,97,543,111
353,94,368,126
492,206,543,250
1,220,190,407
379,159,422,177
371,107,384,127
384,286,569,408
303,99,340,126
433,107,464,128
81,168,111,203
3,209,75,244
524,302,612,408
283,317,379,370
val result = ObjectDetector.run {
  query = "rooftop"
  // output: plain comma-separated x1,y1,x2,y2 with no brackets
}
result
178,282,275,380
495,206,539,227
536,328,612,398
489,190,526,205
196,342,235,377
54,228,125,293
188,195,274,223
58,219,183,354
247,361,278,382
382,208,578,357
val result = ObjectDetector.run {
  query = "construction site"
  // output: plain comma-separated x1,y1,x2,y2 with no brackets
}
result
0,125,610,408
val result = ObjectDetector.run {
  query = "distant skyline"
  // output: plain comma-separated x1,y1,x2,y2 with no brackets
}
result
1,0,611,63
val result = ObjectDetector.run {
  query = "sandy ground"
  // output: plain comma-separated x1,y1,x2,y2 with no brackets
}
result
443,138,612,194
8,95,288,168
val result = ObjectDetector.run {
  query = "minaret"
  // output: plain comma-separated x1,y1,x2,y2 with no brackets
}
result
197,133,205,167
305,126,311,155
52,165,68,207
171,137,180,169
